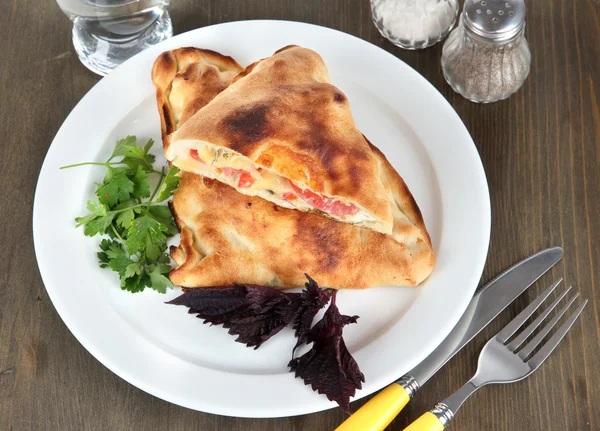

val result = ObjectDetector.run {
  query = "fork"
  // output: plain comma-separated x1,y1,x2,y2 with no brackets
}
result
404,280,587,431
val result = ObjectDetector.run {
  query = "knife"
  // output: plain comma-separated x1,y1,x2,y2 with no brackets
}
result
335,247,563,431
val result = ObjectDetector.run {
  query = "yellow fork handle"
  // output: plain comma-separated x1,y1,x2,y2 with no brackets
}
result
335,383,411,431
403,412,446,431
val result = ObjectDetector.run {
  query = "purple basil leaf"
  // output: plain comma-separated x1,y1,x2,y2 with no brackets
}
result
167,285,249,316
168,284,299,349
288,291,364,414
292,274,333,352
245,284,300,313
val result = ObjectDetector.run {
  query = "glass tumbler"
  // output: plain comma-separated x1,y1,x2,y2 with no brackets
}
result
371,0,459,49
56,0,173,76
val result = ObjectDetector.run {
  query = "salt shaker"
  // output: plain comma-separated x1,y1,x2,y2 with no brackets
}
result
441,0,531,103
371,0,459,50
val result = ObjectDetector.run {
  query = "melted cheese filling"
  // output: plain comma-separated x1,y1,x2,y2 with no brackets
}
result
174,143,377,224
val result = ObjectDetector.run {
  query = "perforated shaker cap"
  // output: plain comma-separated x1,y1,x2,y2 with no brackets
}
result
463,0,526,42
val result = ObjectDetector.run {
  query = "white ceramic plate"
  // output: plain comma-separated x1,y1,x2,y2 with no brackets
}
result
33,20,490,418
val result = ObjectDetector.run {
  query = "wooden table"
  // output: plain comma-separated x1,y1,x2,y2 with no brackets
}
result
1,0,598,430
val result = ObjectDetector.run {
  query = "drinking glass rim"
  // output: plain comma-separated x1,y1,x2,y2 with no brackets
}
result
73,0,144,7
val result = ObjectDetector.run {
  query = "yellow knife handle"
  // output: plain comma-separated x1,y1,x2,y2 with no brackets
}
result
335,382,412,431
403,412,446,431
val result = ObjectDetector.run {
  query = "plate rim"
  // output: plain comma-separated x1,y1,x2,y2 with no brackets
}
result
33,19,491,418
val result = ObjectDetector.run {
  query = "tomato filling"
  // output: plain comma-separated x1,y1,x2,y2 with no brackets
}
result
219,166,238,176
289,182,359,216
189,149,204,163
237,171,256,188
188,149,356,214
189,150,255,189
218,167,256,189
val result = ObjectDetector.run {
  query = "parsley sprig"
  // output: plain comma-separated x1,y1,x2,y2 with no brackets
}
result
61,136,180,293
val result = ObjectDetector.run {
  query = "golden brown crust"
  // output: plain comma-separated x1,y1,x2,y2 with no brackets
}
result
169,174,434,289
151,46,435,289
366,139,433,250
166,46,394,234
151,47,243,150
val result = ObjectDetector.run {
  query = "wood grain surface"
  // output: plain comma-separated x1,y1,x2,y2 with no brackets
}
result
1,0,598,430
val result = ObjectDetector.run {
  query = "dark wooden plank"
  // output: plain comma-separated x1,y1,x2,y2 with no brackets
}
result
0,0,598,430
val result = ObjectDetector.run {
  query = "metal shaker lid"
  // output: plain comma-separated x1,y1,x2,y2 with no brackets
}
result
463,0,526,42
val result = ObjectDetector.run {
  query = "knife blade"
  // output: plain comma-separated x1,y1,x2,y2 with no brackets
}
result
335,247,563,431
408,246,563,386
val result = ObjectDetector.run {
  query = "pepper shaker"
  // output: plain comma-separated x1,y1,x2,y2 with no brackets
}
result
441,0,531,103
371,0,459,50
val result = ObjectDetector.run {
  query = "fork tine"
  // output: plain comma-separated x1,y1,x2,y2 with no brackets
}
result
517,293,579,360
527,300,587,370
496,279,562,343
507,286,573,352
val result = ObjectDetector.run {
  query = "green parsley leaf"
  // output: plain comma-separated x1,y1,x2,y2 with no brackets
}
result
114,199,138,229
124,262,141,279
96,239,136,279
87,200,107,216
104,166,129,184
97,240,112,267
130,165,150,200
75,214,97,228
145,237,161,261
143,139,154,154
115,210,135,230
147,204,172,220
97,173,134,207
154,166,181,203
125,214,168,254
148,205,178,236
98,239,124,267
157,252,171,265
109,136,137,161
103,241,125,259
83,213,115,237
148,263,174,293
105,226,118,240
99,238,117,252
120,273,151,293
120,142,155,172
108,253,134,276
68,135,181,294
122,144,146,160
123,155,154,172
